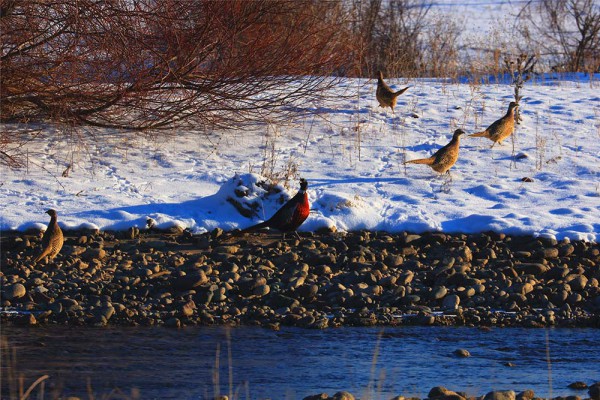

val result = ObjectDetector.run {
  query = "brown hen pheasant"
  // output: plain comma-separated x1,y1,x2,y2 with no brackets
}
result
376,71,409,113
34,209,64,264
470,102,519,147
405,129,466,174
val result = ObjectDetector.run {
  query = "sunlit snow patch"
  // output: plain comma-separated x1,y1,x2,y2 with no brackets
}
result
314,192,380,231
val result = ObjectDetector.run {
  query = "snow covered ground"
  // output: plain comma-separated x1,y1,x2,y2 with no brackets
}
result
2,74,599,241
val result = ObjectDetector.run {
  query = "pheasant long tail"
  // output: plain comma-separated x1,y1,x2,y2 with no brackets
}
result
405,157,435,165
34,249,51,264
469,131,488,138
240,220,270,233
393,87,410,97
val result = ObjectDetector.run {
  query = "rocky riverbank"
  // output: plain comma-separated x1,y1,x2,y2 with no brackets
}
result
302,384,600,400
1,229,599,328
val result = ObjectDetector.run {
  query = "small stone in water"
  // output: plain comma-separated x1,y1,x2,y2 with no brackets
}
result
568,382,588,389
453,348,470,357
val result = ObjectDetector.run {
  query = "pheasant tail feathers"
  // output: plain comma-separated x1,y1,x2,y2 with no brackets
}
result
469,131,487,138
240,220,269,233
405,157,434,165
394,87,409,97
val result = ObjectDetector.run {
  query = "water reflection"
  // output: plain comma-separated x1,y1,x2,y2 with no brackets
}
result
2,326,599,399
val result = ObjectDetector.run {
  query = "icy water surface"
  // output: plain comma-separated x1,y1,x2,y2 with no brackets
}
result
2,326,599,399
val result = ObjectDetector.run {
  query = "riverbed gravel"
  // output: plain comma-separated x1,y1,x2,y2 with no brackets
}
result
302,383,600,400
1,229,599,328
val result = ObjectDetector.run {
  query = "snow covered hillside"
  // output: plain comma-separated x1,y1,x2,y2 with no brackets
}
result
2,75,599,241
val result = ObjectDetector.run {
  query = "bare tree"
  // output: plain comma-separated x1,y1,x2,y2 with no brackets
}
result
422,14,461,78
346,0,432,77
517,0,600,72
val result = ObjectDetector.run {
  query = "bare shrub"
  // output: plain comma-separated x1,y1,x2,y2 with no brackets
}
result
459,13,524,84
256,124,299,188
422,13,461,79
0,1,351,129
0,129,25,168
505,54,537,124
516,0,600,72
346,0,432,77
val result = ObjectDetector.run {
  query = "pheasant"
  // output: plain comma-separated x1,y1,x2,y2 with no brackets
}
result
376,71,409,113
404,129,466,174
34,209,64,264
470,102,519,147
241,178,310,237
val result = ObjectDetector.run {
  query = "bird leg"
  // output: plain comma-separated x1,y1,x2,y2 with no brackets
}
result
446,170,453,182
439,172,453,193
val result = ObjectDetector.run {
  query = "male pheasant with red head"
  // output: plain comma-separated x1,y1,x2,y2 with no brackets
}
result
241,178,310,238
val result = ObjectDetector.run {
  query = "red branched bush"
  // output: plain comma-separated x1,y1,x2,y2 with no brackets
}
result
0,0,351,129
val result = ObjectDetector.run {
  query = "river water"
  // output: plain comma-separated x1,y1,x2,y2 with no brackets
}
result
2,326,599,399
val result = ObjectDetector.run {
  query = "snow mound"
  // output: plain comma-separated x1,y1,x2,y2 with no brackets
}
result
313,192,381,231
216,173,290,220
